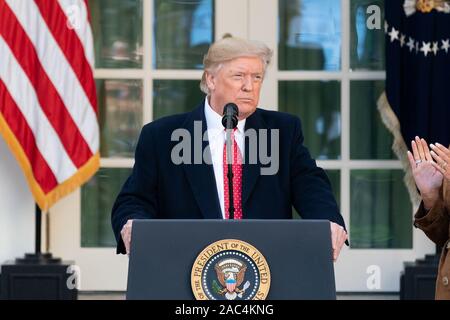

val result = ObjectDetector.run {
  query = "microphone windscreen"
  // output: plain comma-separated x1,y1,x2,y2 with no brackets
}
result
222,103,239,129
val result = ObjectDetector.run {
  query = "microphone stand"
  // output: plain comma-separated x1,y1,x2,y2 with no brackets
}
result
225,128,235,220
222,103,238,220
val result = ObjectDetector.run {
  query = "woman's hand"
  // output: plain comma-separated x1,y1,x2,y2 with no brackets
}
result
407,136,443,210
429,142,450,181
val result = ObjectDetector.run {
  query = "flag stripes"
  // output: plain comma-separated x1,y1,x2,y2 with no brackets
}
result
0,0,99,210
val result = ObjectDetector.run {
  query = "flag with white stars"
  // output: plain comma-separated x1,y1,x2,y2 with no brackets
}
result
379,0,450,206
382,0,450,151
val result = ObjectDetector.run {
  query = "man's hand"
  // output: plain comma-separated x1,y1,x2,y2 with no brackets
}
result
120,219,133,255
407,137,443,209
330,222,347,262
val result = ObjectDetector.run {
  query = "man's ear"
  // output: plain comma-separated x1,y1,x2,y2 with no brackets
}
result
205,72,215,92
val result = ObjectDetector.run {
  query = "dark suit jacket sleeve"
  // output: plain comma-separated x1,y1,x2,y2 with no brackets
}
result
111,124,159,254
414,186,449,247
290,117,347,231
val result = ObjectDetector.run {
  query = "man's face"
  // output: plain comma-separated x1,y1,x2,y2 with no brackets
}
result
206,56,264,120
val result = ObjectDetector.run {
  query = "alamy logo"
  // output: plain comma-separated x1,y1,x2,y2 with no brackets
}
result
65,4,81,30
66,265,81,290
366,5,382,30
170,121,280,176
366,265,381,290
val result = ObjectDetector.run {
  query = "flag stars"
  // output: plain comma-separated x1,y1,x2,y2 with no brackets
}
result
442,39,450,53
420,41,431,57
432,41,439,56
387,22,450,57
388,27,399,42
407,37,415,52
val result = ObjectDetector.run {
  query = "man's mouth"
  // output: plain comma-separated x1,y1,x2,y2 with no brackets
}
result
237,98,253,102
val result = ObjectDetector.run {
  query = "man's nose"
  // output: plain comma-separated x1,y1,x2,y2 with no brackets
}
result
242,76,253,92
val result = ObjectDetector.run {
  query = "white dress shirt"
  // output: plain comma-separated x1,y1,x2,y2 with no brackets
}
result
204,97,246,219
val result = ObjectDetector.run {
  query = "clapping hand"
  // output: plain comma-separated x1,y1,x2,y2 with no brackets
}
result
429,142,450,181
407,136,443,210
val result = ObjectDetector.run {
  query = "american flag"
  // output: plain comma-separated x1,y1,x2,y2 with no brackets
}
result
0,0,99,211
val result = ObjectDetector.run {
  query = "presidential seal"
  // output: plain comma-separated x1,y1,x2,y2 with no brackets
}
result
191,239,271,300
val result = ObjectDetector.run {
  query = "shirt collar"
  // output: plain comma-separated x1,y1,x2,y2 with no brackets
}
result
204,97,246,138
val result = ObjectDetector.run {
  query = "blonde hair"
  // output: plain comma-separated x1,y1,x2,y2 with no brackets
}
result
200,35,273,94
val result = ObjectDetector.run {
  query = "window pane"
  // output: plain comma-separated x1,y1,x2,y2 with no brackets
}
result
153,80,205,119
350,0,385,70
89,0,143,68
279,81,341,159
279,0,341,70
81,168,132,247
154,0,214,69
350,80,394,159
97,79,143,158
327,170,341,208
350,170,412,249
293,170,340,219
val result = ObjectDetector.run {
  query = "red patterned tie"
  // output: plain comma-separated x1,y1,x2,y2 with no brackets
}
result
223,129,243,219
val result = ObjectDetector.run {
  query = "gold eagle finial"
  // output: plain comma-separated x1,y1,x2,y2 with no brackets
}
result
404,0,450,16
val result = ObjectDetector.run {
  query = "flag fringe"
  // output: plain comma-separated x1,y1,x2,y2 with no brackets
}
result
0,113,99,212
377,91,421,210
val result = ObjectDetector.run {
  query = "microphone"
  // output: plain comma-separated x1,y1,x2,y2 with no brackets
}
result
222,103,239,220
221,103,239,129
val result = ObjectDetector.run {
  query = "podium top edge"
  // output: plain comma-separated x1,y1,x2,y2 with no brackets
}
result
133,219,330,223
